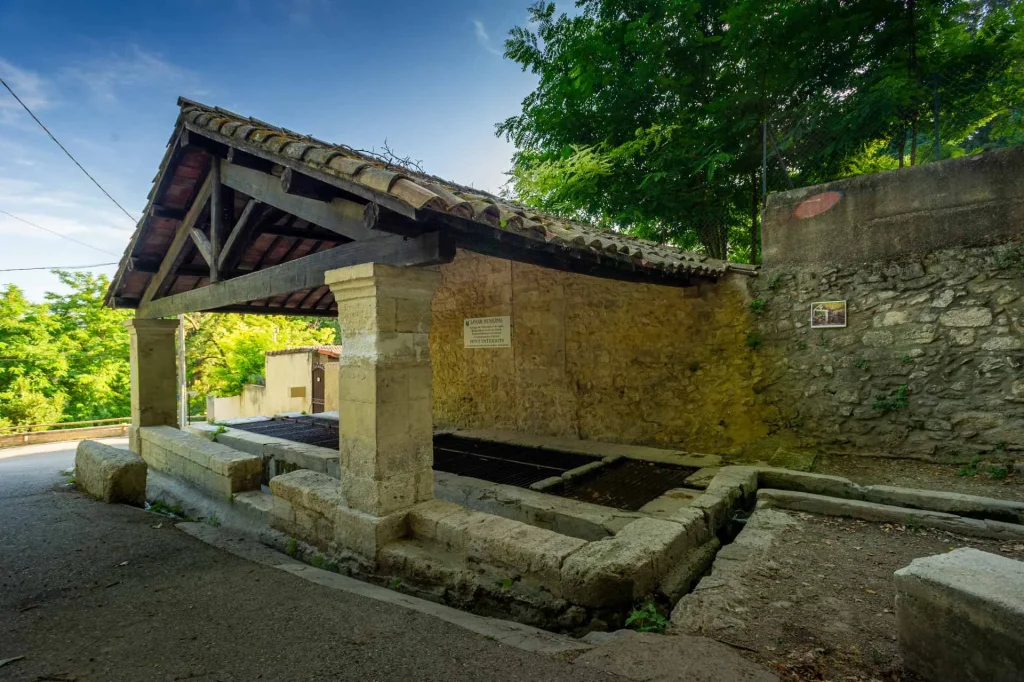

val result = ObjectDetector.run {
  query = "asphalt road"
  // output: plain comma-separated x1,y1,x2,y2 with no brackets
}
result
0,440,622,682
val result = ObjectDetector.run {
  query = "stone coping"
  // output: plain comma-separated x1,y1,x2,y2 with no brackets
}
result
437,428,722,468
189,423,340,478
138,426,261,496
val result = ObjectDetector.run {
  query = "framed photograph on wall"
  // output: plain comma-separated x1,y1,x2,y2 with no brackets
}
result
810,301,847,328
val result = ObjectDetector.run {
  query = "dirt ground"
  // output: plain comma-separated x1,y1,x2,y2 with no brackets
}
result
814,453,1024,502
721,512,1024,682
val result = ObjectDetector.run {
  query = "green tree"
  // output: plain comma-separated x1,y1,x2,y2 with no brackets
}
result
498,0,1023,261
0,284,67,427
184,313,338,413
44,271,133,421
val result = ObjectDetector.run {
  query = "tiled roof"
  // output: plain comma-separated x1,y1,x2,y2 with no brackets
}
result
266,345,342,358
177,99,742,280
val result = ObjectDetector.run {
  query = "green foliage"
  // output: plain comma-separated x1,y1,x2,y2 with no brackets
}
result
795,340,807,351
625,601,669,634
901,354,913,365
498,0,1024,260
766,271,787,291
745,332,762,350
285,538,299,557
204,514,221,527
499,577,515,589
855,359,870,371
311,555,325,568
184,312,338,414
995,239,1024,271
389,578,402,590
873,385,910,414
986,465,1009,480
748,299,766,315
956,455,982,478
148,500,185,518
213,425,228,436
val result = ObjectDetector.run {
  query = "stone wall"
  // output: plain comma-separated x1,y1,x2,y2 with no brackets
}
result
755,147,1024,460
430,250,773,451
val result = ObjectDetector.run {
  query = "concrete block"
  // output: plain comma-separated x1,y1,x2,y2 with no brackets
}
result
407,499,462,540
684,467,720,490
860,485,1024,525
560,534,656,608
75,440,147,506
895,548,1024,682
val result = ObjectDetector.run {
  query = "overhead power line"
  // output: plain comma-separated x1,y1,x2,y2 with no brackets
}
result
0,75,138,224
0,208,121,256
0,262,117,272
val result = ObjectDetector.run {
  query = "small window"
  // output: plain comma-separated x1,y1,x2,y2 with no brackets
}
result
290,386,306,398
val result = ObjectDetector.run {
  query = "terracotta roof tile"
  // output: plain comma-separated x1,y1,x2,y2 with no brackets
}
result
177,98,748,280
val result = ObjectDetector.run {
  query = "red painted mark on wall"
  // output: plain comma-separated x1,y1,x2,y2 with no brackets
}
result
793,190,843,219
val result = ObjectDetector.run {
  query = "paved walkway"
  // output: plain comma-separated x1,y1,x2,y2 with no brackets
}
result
0,440,622,682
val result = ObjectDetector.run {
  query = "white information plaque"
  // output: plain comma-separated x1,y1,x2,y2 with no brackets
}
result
464,316,511,348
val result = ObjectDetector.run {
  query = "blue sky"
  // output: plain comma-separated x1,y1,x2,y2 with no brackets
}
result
0,0,550,300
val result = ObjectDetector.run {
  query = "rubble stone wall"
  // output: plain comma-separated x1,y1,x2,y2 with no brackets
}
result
754,146,1024,460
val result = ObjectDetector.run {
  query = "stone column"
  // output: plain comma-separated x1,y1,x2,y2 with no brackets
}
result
326,263,439,556
125,318,180,453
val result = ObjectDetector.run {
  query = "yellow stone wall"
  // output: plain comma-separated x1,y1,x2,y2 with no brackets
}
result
430,250,774,451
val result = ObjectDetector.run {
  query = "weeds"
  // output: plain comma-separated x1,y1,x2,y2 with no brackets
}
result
625,601,670,634
746,332,763,350
900,354,912,365
205,514,221,527
285,538,298,557
311,555,325,569
995,238,1024,272
213,424,228,436
818,333,831,349
748,298,767,315
389,578,402,590
766,270,787,291
987,466,1009,480
873,385,909,414
854,359,870,371
148,500,185,518
499,577,515,589
795,340,808,351
956,455,982,478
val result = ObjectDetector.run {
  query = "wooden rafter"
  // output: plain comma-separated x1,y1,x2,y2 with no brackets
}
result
139,171,214,307
220,161,375,241
217,199,263,272
136,231,455,319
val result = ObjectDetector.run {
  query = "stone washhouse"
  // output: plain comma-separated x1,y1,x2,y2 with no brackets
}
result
103,100,1024,653
105,98,762,626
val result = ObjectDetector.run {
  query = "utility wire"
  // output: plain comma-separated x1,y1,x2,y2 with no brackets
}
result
0,208,121,256
0,76,139,224
0,262,117,272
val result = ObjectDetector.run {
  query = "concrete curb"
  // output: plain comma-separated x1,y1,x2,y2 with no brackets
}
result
176,522,594,658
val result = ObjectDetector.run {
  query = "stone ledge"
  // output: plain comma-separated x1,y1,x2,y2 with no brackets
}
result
139,426,261,497
895,548,1024,682
756,488,1024,541
756,467,1024,524
75,440,146,506
441,428,722,468
435,471,641,541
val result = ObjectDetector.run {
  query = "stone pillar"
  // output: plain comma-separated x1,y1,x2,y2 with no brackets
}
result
326,263,439,556
125,318,180,453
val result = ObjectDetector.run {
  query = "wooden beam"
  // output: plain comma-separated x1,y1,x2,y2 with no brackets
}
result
129,258,238,278
227,147,274,173
137,231,455,319
363,201,435,238
422,209,696,289
150,205,186,220
189,228,216,270
259,222,343,241
184,122,417,219
208,160,223,282
139,174,214,307
217,199,262,271
281,167,333,200
220,161,376,241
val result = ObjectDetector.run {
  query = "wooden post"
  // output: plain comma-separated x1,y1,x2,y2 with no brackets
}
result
208,158,222,282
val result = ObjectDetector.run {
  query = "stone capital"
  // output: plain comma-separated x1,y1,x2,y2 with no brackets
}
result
325,262,440,304
124,318,180,336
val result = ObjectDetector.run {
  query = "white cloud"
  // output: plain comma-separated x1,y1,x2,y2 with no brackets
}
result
0,58,51,124
62,45,200,104
473,19,503,56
